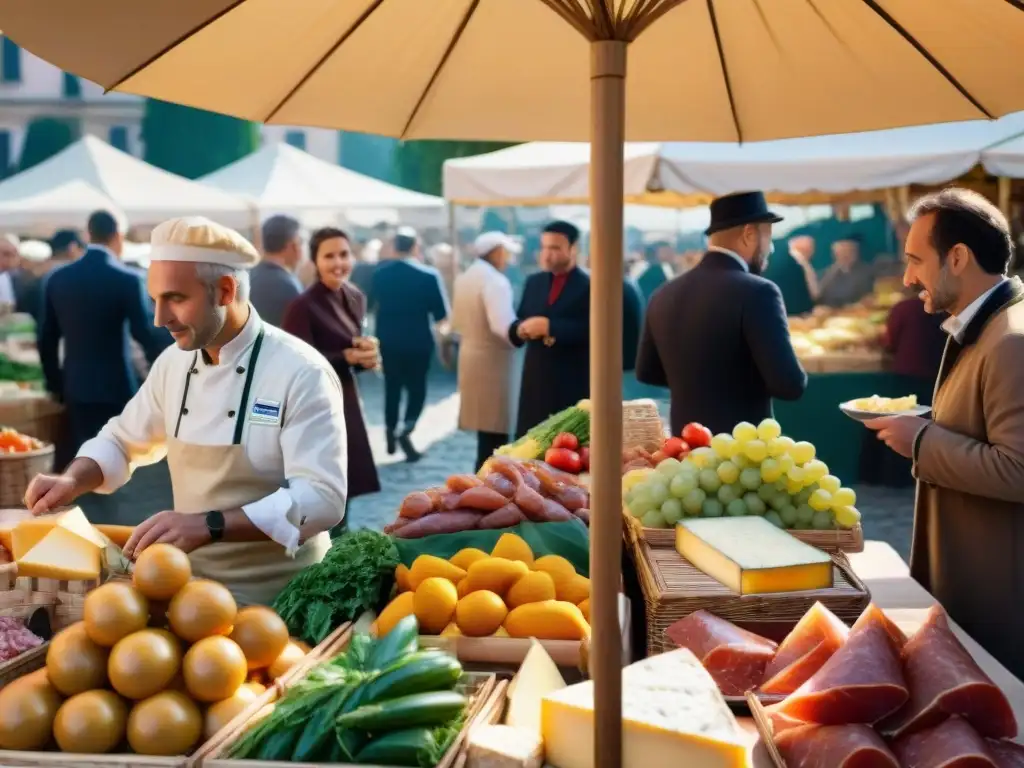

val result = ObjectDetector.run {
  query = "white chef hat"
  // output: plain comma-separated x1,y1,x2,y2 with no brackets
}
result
149,216,260,269
18,239,52,262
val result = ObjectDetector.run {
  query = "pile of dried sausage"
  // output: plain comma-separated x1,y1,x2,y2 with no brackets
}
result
383,458,590,539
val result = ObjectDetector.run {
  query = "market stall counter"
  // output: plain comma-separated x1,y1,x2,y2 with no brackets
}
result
743,540,1024,765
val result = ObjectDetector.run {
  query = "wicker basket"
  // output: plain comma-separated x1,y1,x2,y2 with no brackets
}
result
629,535,871,656
0,396,66,447
622,510,865,554
0,443,54,508
622,399,665,452
0,624,350,767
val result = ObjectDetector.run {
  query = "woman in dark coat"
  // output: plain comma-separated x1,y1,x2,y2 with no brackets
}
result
282,227,381,510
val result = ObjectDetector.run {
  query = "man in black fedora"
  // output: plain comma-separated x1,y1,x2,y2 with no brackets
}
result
636,191,807,434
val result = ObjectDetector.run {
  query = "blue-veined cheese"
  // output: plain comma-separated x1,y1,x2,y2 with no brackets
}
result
541,648,747,768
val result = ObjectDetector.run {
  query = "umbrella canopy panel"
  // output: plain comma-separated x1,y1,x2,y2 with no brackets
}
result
2,0,1024,142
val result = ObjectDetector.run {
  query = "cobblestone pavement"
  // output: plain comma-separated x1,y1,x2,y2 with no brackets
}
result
79,369,916,559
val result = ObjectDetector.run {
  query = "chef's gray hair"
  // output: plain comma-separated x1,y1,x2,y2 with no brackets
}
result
194,262,251,304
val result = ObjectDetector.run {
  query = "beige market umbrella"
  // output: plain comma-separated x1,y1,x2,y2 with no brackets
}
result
5,1,1024,764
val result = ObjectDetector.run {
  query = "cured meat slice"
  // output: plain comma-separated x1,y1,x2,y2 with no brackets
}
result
761,602,849,695
664,610,776,696
773,723,898,768
770,604,907,725
881,605,1017,740
892,716,996,768
986,739,1024,767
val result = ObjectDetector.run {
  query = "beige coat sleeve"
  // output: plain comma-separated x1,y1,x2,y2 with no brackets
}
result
915,333,1024,503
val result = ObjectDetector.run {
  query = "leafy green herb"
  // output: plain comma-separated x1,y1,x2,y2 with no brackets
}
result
273,529,399,645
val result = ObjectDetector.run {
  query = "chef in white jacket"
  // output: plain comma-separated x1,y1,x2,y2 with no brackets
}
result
25,217,350,606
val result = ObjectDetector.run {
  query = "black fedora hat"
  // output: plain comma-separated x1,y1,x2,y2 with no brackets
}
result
705,191,783,235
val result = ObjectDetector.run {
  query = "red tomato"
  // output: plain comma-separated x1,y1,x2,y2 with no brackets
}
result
651,450,666,464
544,447,583,474
552,432,580,451
579,446,590,471
661,437,689,459
682,423,712,448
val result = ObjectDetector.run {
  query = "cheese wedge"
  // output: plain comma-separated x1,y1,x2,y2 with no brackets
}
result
541,649,746,768
16,526,102,581
676,516,832,595
11,517,59,559
467,725,543,768
505,640,565,736
55,507,108,548
0,508,33,552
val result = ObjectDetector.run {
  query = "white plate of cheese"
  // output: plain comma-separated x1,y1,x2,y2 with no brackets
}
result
840,395,931,422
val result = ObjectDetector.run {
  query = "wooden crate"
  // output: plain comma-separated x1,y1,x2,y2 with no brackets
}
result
0,624,349,768
622,511,865,554
630,536,870,656
201,663,503,768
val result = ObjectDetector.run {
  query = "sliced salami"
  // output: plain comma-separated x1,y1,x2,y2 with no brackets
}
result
774,723,899,768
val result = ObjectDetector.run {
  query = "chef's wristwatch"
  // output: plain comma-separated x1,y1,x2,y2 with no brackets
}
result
206,510,225,542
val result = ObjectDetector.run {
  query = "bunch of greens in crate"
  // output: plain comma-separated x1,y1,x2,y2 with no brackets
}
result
273,529,399,645
228,616,469,765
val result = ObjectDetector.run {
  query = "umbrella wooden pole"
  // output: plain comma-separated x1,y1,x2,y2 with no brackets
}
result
589,39,626,768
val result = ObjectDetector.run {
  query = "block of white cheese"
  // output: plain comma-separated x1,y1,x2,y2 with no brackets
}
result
17,525,102,580
541,648,747,768
676,516,832,594
467,724,543,768
505,639,565,736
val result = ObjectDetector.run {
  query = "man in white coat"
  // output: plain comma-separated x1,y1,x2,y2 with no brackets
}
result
452,232,520,470
25,217,348,607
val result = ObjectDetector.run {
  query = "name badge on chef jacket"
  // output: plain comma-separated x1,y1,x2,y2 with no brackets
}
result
250,398,282,426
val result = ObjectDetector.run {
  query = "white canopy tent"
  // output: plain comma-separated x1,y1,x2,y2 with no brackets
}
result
444,113,1024,207
200,141,445,229
0,136,255,230
982,135,1024,178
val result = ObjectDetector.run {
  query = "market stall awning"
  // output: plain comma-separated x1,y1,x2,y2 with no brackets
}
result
0,179,123,234
981,132,1024,178
200,141,445,227
443,113,1024,207
0,136,255,229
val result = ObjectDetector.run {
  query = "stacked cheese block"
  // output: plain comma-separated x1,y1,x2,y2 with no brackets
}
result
466,641,747,768
0,508,132,581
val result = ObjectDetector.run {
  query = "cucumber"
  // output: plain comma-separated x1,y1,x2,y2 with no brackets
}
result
360,652,462,704
336,690,467,731
369,614,419,669
290,686,357,761
355,728,436,766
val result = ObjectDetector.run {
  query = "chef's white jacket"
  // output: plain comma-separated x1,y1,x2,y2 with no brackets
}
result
78,309,348,554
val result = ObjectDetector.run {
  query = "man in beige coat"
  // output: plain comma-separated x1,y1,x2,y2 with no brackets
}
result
452,232,520,470
867,188,1024,679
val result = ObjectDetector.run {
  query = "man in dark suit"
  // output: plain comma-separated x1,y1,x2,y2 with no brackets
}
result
508,222,586,437
369,227,449,461
636,192,807,435
250,214,304,327
40,211,171,467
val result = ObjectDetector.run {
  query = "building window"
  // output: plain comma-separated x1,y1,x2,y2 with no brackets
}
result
62,72,82,98
1,39,21,83
284,130,306,151
109,126,129,152
0,131,10,178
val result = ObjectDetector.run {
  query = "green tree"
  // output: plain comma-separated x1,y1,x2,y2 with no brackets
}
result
18,117,80,172
393,140,517,196
142,99,259,179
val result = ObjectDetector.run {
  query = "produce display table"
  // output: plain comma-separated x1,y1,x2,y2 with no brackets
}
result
742,540,1024,764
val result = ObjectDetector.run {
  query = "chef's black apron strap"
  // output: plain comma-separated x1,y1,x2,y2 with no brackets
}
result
173,352,200,439
233,326,266,445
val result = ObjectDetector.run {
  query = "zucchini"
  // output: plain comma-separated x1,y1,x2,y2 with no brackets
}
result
336,690,467,731
360,651,462,704
255,728,301,760
370,613,419,669
355,727,436,766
